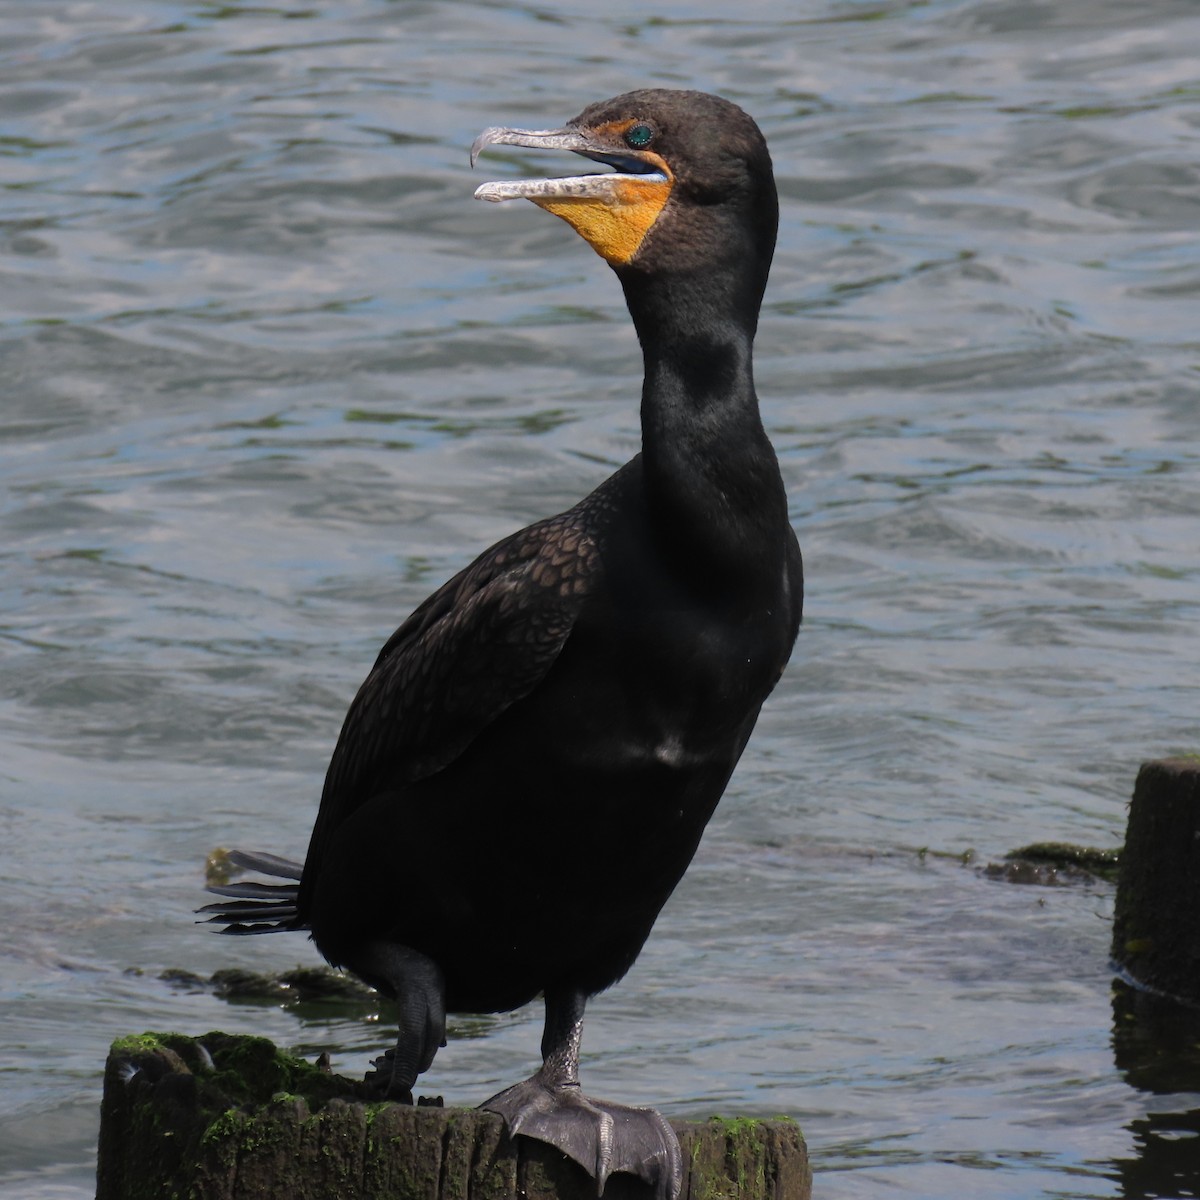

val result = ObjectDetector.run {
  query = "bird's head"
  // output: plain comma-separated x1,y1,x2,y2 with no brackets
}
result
471,89,777,281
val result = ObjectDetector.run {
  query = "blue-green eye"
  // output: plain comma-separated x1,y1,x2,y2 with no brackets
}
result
624,123,654,149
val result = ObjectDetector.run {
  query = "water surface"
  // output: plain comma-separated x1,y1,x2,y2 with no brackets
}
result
2,1,1199,1196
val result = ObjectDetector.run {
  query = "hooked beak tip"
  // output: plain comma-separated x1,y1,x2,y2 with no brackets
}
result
469,129,497,169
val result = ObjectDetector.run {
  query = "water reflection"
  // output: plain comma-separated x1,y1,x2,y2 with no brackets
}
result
1111,979,1200,1199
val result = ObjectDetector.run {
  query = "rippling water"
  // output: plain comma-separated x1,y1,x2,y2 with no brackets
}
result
2,1,1198,1197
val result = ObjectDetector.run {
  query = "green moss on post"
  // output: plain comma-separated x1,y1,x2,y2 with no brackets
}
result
681,1116,806,1200
98,1032,811,1200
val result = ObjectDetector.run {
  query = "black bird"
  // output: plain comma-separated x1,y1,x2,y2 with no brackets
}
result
203,88,802,1200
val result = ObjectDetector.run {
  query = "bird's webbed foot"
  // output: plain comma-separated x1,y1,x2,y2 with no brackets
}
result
353,942,446,1103
482,1073,682,1199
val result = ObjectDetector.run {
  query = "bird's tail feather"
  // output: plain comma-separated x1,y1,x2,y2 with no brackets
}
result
199,849,307,935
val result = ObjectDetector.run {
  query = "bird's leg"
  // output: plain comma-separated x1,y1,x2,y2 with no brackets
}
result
539,982,585,1087
356,942,446,1103
481,986,683,1200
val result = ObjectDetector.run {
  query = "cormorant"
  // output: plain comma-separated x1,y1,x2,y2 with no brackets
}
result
203,88,802,1200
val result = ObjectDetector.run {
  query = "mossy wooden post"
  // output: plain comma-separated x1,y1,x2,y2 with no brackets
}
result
1112,758,1200,1005
98,1032,812,1200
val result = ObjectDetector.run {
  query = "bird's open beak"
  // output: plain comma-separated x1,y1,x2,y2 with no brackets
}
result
471,126,668,203
470,124,672,266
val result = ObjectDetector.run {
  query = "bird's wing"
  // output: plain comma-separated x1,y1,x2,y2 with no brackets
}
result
302,510,601,866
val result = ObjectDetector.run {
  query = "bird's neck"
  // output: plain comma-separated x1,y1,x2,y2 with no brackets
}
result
619,266,787,594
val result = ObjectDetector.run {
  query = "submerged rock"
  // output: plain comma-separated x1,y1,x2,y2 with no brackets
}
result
988,841,1122,886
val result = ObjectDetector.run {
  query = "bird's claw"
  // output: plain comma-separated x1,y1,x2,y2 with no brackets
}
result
360,1048,414,1104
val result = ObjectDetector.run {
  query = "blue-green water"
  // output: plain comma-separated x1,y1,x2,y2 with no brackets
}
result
2,2,1198,1196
